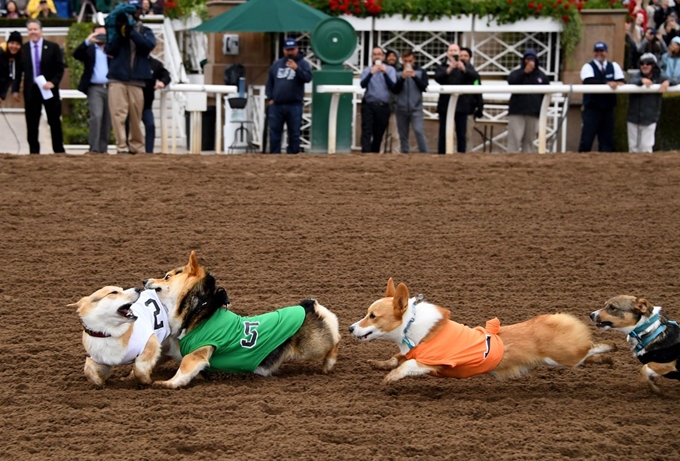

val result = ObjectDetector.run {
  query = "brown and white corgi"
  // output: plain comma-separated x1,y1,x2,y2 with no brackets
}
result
70,285,175,387
591,295,680,394
143,251,341,389
350,278,614,384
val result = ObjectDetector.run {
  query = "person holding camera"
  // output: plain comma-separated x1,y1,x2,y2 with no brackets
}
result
506,48,549,153
265,37,312,154
105,0,155,154
638,26,668,62
459,47,484,152
434,42,480,153
360,46,397,153
73,24,111,154
380,49,400,154
392,49,428,153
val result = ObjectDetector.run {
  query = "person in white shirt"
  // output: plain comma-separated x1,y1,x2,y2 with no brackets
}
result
577,41,626,152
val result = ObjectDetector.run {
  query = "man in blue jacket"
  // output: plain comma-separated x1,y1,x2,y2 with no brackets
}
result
265,37,312,154
105,0,155,154
506,48,549,153
73,24,111,154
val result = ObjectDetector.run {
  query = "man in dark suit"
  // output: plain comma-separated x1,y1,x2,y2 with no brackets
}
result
73,24,111,154
13,18,65,154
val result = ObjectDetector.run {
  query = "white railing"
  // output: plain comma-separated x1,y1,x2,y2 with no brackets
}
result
317,84,680,154
160,83,238,154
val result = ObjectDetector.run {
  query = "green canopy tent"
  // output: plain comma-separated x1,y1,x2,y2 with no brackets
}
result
193,0,332,152
193,0,331,33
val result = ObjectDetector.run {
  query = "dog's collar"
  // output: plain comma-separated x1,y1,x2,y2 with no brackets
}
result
80,319,111,338
402,294,425,350
627,306,673,354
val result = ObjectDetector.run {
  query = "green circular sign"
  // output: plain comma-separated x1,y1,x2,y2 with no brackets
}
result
312,17,357,65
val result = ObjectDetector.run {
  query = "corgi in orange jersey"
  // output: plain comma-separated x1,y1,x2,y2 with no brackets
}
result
350,278,615,384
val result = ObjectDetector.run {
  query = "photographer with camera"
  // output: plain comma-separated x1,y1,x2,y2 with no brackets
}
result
434,42,480,153
265,37,312,154
392,49,428,153
359,46,396,153
73,24,111,154
105,0,156,154
638,26,668,62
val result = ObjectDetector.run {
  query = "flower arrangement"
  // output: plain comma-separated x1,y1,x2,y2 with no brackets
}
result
164,0,206,20
304,0,625,54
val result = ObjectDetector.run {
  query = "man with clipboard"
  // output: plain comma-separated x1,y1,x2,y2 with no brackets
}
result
13,18,65,154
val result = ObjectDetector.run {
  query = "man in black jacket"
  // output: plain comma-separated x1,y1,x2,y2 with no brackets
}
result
73,24,111,154
434,42,480,153
142,57,170,153
13,18,65,154
506,49,549,153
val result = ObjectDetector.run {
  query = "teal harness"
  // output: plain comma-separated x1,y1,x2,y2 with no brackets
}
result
628,312,678,354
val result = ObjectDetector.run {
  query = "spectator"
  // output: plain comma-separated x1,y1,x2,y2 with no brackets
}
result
265,37,312,154
506,49,549,153
0,30,22,104
577,41,626,153
36,0,57,17
26,0,55,17
359,46,396,153
150,0,163,14
141,57,170,153
627,53,676,152
647,0,660,28
3,1,25,17
392,48,428,153
661,12,680,44
381,49,400,154
13,19,65,154
660,35,680,79
653,0,676,29
73,24,111,154
459,46,484,151
105,0,156,154
53,0,73,18
629,0,649,29
141,0,151,15
637,27,668,61
626,12,646,68
434,42,480,153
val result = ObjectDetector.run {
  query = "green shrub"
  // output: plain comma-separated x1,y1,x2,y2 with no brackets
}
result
63,22,94,145
654,93,680,151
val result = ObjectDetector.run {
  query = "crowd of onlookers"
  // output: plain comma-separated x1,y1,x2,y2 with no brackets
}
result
0,0,171,154
0,0,164,18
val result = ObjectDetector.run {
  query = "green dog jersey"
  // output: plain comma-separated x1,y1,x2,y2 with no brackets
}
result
179,306,306,373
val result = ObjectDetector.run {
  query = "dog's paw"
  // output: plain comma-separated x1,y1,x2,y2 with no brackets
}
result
151,380,175,389
383,370,404,384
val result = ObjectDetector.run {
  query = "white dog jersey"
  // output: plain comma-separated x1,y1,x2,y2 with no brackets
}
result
119,290,171,364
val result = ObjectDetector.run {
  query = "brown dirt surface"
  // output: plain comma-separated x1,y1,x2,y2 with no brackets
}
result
2,152,680,461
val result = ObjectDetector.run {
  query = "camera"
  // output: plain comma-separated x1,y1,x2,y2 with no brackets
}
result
94,34,107,43
453,54,459,61
375,59,382,66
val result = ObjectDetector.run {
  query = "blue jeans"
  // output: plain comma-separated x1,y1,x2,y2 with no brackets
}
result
142,108,155,154
268,103,303,153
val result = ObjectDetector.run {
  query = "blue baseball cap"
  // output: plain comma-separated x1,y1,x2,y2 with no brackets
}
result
128,0,142,7
593,41,608,52
283,38,298,49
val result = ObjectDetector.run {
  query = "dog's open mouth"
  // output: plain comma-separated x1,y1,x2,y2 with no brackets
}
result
117,304,138,321
357,331,373,341
595,321,612,329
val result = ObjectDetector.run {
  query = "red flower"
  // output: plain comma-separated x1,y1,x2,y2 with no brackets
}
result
577,2,583,9
564,3,570,8
562,14,569,21
528,1,535,6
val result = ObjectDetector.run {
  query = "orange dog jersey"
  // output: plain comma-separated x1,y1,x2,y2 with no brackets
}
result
405,318,504,378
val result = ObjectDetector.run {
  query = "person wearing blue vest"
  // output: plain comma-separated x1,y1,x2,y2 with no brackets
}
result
578,41,626,152
265,37,312,154
360,46,397,153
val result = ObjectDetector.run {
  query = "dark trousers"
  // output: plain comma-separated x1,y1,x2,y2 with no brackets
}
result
437,111,468,153
142,108,155,154
25,85,65,154
578,106,615,153
361,101,390,153
268,103,303,153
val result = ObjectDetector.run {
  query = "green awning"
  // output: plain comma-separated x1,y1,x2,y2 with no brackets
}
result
194,0,332,33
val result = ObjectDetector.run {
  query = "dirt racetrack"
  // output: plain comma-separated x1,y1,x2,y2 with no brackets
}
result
1,152,680,461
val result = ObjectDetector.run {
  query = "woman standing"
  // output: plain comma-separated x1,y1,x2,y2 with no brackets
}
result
0,31,22,105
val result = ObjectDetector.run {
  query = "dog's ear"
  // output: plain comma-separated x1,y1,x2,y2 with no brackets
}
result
385,278,396,298
392,283,410,316
67,302,79,310
634,297,654,315
187,251,199,275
